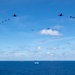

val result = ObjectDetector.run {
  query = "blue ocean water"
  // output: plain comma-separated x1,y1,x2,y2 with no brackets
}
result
0,61,75,75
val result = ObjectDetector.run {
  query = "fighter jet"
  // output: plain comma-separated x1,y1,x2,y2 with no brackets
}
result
32,29,33,31
13,14,17,17
70,16,74,18
47,28,50,29
70,16,72,18
8,19,10,20
5,20,7,21
2,21,4,23
59,13,63,16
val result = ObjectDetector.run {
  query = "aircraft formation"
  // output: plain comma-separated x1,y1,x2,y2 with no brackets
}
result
0,13,74,31
70,16,74,18
0,14,17,25
59,13,74,18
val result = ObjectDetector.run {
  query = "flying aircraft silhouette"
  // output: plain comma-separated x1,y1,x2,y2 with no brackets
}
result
2,21,4,23
32,29,33,31
59,13,63,16
70,16,74,18
47,28,50,29
70,16,72,18
13,14,17,17
5,20,7,21
8,19,10,20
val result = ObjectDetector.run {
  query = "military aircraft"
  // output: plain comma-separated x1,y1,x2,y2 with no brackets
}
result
70,16,74,18
8,19,10,20
59,13,63,16
32,29,33,31
47,28,50,29
13,14,17,17
5,20,7,21
2,21,4,23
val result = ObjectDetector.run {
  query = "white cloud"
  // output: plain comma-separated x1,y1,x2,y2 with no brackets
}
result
46,52,54,56
37,46,42,50
39,29,61,36
53,25,63,29
46,47,59,50
14,52,25,57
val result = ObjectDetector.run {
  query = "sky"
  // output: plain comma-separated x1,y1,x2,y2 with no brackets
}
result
0,0,75,61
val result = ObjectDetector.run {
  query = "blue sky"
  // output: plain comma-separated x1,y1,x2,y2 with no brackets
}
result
0,0,75,60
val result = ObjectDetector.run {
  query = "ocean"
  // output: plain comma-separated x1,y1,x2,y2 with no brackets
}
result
0,61,75,75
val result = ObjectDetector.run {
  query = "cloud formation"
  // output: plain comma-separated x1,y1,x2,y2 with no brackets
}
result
39,29,61,36
53,25,63,29
37,46,42,50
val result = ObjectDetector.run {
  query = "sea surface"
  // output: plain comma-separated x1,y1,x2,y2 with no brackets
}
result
0,61,75,75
